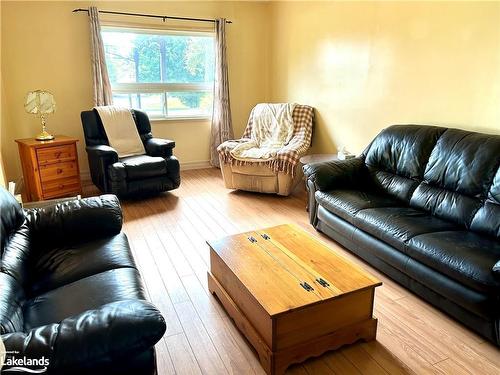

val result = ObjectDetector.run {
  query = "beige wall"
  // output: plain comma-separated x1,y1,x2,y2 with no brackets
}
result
1,1,270,180
2,1,500,181
269,1,500,155
0,2,6,188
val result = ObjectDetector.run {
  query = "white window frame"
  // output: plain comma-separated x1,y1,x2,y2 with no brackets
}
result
101,25,215,121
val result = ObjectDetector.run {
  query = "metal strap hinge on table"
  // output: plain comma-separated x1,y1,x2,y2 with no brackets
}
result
300,282,314,292
316,278,330,287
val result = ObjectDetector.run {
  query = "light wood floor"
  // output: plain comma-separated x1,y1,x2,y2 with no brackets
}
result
87,168,500,374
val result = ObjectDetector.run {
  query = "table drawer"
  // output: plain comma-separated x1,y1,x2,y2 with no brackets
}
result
37,144,76,165
39,161,78,182
42,177,81,199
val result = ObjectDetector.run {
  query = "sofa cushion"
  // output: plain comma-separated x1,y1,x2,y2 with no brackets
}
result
110,155,167,181
422,129,500,197
409,183,482,228
471,168,500,239
410,129,500,227
29,233,137,296
364,125,446,202
354,207,458,252
315,189,401,225
23,267,146,330
407,231,500,294
471,202,500,240
365,170,420,203
364,125,446,180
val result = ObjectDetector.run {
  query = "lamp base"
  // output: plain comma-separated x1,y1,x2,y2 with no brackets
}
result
35,130,55,141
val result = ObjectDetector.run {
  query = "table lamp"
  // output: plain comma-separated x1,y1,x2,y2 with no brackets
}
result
24,90,56,141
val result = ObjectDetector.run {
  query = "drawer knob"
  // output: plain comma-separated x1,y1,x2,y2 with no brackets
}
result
55,152,62,158
57,168,63,174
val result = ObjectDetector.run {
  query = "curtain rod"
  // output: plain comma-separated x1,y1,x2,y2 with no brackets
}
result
72,8,232,24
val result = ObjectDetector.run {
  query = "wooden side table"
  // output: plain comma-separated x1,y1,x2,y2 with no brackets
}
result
16,135,82,202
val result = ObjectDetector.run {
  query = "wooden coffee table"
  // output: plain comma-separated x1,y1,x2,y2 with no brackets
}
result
207,224,382,375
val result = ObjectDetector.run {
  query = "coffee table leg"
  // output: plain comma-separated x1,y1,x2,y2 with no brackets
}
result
362,318,378,342
258,351,274,375
260,353,291,375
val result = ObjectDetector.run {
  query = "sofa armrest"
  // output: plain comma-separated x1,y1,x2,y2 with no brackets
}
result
1,300,166,373
86,145,119,162
303,157,368,226
303,157,367,192
144,138,175,157
25,195,123,248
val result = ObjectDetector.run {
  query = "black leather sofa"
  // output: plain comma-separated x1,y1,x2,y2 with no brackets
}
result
304,125,500,345
0,188,166,374
81,109,180,198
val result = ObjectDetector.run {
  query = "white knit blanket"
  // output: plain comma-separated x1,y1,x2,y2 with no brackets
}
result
95,106,145,158
230,103,296,161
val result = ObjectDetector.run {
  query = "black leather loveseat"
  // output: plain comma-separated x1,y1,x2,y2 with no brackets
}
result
0,188,166,374
304,125,500,345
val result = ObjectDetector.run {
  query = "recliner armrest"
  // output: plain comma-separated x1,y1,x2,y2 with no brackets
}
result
86,145,119,162
144,138,175,157
1,300,166,374
25,195,123,248
303,157,367,191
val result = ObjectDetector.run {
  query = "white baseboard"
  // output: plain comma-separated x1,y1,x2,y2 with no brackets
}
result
180,160,213,170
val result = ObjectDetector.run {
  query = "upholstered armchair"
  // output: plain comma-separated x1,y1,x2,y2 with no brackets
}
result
81,109,180,198
217,104,314,196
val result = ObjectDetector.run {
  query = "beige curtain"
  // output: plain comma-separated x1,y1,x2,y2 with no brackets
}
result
89,7,113,106
210,18,234,168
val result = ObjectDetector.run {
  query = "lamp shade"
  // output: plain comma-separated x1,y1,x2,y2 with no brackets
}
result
24,90,56,115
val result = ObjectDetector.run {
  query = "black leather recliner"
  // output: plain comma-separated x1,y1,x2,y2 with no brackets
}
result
0,187,166,374
304,125,500,345
81,109,180,198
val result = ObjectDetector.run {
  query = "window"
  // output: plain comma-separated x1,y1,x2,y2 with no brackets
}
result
102,27,215,120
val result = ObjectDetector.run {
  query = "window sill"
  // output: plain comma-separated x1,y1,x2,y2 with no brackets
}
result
150,116,211,123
